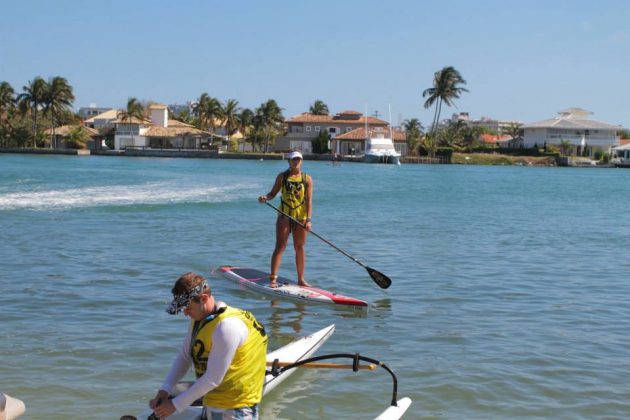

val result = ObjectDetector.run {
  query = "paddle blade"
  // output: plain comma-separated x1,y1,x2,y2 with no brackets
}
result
367,267,391,289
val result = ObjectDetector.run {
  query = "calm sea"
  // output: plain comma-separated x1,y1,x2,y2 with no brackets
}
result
1,154,629,419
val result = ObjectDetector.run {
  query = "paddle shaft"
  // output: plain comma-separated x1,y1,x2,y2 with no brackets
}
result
266,360,376,370
264,201,391,289
265,202,366,266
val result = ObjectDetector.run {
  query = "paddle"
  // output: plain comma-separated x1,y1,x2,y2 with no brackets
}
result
264,201,391,289
266,360,376,370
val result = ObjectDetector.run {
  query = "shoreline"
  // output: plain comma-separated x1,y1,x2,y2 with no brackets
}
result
0,148,615,167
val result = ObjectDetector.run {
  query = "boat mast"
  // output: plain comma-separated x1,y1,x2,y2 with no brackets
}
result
364,104,369,142
388,104,393,140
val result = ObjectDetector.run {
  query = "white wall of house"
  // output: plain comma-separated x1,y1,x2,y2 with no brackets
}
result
523,127,618,150
114,124,149,150
150,107,168,127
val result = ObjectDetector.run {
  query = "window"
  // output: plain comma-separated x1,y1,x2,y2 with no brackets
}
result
306,126,312,132
315,126,321,132
345,127,352,132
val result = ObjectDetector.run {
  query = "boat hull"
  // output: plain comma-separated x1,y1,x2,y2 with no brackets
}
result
363,153,401,165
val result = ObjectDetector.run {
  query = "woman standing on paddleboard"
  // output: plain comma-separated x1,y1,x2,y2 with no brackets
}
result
258,151,313,288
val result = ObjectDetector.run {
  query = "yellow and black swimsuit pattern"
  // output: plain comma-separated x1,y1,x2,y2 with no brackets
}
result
280,171,308,222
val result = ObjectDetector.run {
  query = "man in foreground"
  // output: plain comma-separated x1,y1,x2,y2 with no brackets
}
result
150,272,268,419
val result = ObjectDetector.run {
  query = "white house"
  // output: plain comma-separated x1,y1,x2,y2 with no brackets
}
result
522,108,621,154
114,104,218,150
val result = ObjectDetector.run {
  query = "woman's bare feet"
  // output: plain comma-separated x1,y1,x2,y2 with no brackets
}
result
269,275,278,288
297,279,311,287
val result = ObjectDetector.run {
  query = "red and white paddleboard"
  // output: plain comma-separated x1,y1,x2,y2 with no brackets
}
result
215,266,368,308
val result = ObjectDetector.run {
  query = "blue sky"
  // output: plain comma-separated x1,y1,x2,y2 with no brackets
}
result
1,0,629,128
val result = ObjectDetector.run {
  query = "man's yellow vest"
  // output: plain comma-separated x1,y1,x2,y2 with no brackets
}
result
190,306,268,408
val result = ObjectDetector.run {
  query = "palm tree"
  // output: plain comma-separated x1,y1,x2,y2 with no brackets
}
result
309,100,329,115
402,118,423,155
17,77,48,147
237,108,254,151
117,97,145,149
503,122,523,148
117,97,144,122
219,99,242,149
44,76,74,148
422,66,469,137
256,99,284,152
192,93,221,132
0,81,15,147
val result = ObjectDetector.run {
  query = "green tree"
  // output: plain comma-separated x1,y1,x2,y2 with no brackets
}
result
117,97,144,122
559,139,573,156
65,126,90,149
44,76,75,148
503,122,523,145
420,133,438,157
219,99,242,146
422,66,469,137
17,77,48,147
402,118,423,155
255,99,284,152
192,93,221,132
311,129,330,154
237,108,255,151
309,100,329,115
0,81,16,147
117,97,145,148
461,125,483,152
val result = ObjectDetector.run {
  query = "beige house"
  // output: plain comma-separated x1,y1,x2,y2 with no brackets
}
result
275,110,389,153
113,104,219,150
83,109,119,129
43,124,100,149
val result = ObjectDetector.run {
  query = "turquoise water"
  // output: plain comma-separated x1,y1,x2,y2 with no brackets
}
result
1,154,630,419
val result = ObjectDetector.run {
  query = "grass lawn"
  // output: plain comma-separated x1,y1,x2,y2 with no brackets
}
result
452,153,556,166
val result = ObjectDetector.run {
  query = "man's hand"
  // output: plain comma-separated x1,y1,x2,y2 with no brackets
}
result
153,398,176,419
149,390,168,409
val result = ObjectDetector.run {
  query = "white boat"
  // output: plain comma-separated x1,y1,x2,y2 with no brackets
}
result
129,324,336,420
363,135,401,165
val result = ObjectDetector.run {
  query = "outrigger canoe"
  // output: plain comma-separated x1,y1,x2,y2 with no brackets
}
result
214,266,368,308
130,324,336,420
126,324,411,419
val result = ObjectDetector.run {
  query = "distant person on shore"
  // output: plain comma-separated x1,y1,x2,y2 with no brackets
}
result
258,151,313,288
149,272,268,419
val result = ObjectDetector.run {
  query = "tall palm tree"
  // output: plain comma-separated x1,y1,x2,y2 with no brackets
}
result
422,66,469,137
256,99,284,152
17,77,48,147
309,100,329,115
237,108,254,152
192,93,221,132
0,82,15,147
219,99,242,148
44,76,74,148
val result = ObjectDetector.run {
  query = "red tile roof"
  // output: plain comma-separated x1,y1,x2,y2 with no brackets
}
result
287,112,388,126
480,134,512,144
